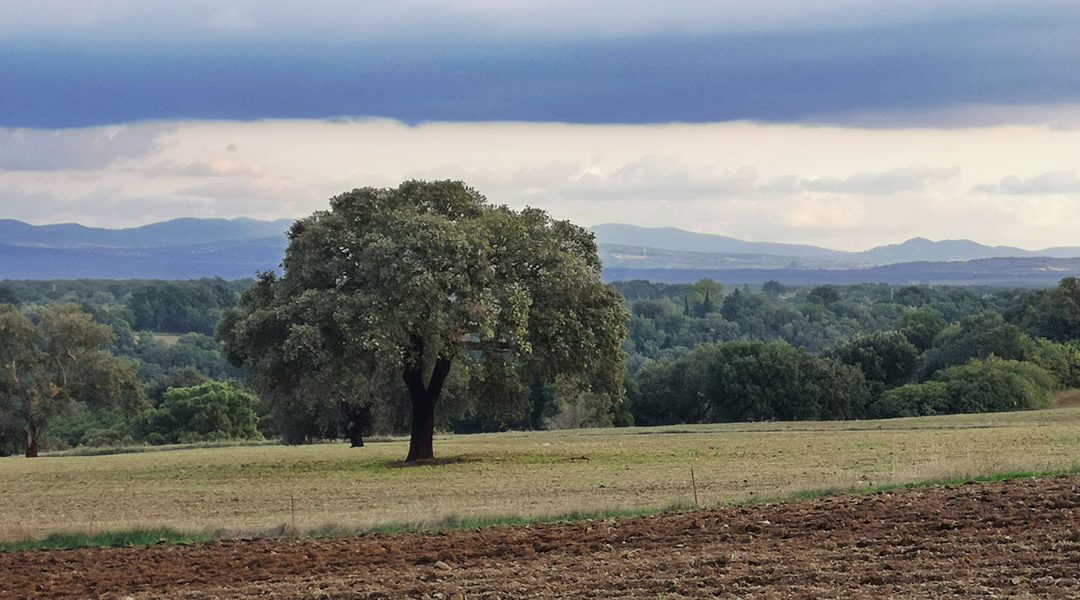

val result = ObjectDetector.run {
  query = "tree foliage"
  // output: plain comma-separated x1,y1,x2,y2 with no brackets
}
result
829,331,919,389
898,308,947,352
138,381,261,445
128,282,238,335
1010,277,1080,342
871,357,1054,418
219,181,627,460
0,304,145,457
629,341,871,424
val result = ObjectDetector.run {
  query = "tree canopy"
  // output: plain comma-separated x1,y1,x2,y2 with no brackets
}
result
0,304,145,457
138,381,261,445
219,181,627,461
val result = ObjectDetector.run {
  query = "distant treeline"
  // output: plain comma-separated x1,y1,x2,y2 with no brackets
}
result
620,279,1080,425
2,277,1079,455
0,279,249,335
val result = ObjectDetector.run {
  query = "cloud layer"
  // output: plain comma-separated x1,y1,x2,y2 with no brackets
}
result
2,2,1079,127
2,118,1079,250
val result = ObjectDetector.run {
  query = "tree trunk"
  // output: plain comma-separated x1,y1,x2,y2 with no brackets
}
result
406,392,436,462
347,420,365,448
345,405,366,448
401,340,452,463
25,423,38,459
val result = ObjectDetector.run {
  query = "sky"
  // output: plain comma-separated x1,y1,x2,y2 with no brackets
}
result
2,0,1080,250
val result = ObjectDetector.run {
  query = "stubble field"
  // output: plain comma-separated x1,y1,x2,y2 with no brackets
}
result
2,405,1080,542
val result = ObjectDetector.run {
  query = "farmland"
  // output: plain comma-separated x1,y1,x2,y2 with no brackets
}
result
3,406,1080,543
5,473,1080,598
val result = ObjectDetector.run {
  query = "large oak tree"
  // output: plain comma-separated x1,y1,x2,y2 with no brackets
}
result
219,181,627,462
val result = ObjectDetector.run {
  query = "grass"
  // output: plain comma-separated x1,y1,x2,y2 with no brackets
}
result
42,438,281,458
4,406,1080,545
2,466,1075,553
0,502,692,553
0,528,214,552
146,332,183,347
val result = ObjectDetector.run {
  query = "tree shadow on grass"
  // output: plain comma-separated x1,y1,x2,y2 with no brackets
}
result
386,455,482,469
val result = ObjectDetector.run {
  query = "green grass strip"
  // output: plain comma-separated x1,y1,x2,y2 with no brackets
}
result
0,528,214,553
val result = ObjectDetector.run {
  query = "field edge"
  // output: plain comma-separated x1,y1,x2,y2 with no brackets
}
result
6,465,1078,554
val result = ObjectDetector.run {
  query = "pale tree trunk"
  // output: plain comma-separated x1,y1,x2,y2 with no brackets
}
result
25,422,38,458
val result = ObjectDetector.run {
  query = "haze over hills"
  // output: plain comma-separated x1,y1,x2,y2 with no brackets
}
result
0,218,291,280
0,218,293,249
590,223,1080,266
0,218,1077,286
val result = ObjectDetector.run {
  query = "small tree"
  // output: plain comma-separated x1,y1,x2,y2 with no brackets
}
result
0,304,145,457
219,181,627,461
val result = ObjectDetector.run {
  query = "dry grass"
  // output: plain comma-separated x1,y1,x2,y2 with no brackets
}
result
2,407,1080,542
146,332,183,347
1054,389,1080,407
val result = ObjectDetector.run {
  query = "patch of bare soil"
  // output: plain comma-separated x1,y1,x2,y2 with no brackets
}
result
4,475,1080,599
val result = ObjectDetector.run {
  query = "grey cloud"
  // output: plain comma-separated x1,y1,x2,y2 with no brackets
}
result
136,160,263,179
10,1,1068,41
0,125,171,171
0,181,299,226
0,185,196,224
415,158,956,203
974,171,1080,194
802,167,960,195
814,103,1080,130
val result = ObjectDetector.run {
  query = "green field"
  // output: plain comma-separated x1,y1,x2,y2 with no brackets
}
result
3,407,1080,542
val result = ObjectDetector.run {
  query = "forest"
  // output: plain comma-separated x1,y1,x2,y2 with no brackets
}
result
1,275,1079,456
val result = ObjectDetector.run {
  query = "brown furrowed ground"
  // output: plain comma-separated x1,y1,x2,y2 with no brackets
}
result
4,475,1080,599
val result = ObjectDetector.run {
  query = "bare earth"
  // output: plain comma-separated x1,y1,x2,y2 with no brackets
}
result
4,475,1080,599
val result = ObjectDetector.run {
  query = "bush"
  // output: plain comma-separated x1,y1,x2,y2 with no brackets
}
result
628,341,872,424
138,381,261,444
871,357,1054,418
933,358,1054,413
870,382,951,418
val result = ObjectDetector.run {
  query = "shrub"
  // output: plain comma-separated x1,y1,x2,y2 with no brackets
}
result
872,357,1054,418
138,381,261,444
933,358,1054,413
628,341,873,424
870,382,951,418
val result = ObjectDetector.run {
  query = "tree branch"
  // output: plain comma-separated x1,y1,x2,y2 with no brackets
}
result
426,355,453,402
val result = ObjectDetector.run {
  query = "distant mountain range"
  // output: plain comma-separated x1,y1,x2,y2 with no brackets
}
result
0,218,290,280
0,218,292,249
0,218,1076,286
591,224,1080,266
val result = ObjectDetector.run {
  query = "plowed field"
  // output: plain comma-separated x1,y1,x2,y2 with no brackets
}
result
4,475,1080,599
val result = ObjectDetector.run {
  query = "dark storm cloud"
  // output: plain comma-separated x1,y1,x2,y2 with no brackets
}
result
1,5,1079,128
